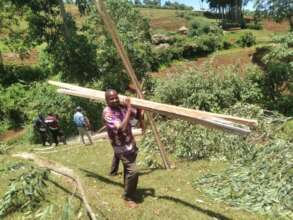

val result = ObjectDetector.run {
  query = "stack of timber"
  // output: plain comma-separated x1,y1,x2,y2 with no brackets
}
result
48,80,257,136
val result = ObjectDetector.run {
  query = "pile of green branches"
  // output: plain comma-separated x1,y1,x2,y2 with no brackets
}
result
0,167,49,217
193,139,293,218
0,142,12,155
139,103,290,167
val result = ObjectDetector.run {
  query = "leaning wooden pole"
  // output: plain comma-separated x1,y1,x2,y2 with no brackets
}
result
94,0,171,169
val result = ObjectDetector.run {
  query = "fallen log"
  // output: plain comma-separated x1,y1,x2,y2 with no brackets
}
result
13,153,98,220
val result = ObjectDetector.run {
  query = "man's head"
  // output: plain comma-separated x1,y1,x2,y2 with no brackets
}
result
76,106,82,112
105,89,120,108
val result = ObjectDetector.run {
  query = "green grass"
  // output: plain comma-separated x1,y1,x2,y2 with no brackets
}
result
224,29,284,44
137,8,215,22
0,141,266,220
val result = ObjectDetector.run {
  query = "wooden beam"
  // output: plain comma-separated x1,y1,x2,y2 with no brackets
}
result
48,80,257,128
48,80,253,136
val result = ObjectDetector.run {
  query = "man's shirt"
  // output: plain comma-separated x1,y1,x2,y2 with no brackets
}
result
73,112,85,127
45,115,59,130
103,106,137,155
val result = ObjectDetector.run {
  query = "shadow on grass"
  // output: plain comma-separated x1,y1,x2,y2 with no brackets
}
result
157,195,232,220
48,178,82,201
80,168,156,203
80,169,231,219
80,168,123,187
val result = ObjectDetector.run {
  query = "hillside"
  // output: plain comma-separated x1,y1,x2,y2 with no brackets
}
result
0,2,292,220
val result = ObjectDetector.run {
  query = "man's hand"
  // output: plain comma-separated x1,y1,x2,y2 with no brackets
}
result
124,98,131,109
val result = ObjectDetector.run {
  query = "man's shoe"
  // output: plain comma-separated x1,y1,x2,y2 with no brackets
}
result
124,200,138,208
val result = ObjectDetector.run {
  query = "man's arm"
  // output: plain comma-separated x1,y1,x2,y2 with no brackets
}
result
119,98,132,132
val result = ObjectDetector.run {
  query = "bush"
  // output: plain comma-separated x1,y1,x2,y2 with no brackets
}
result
151,44,184,70
246,23,263,30
195,34,223,55
140,119,254,161
152,67,262,111
0,65,49,87
139,67,265,165
188,19,222,37
222,39,234,49
0,81,104,142
0,167,49,217
237,32,256,47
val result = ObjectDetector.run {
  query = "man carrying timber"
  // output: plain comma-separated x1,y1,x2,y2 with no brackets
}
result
103,89,142,208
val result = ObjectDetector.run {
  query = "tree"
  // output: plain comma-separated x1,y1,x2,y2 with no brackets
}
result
143,0,161,6
205,0,250,23
255,0,293,31
134,0,142,5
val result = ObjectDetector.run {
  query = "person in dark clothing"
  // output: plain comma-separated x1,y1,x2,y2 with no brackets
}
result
33,114,51,146
109,154,120,176
109,113,142,176
45,113,60,146
55,114,67,145
103,89,142,208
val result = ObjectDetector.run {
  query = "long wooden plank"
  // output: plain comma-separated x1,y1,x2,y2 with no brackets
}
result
48,80,257,127
56,88,251,136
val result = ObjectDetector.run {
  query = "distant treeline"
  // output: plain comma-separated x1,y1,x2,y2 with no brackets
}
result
133,0,193,10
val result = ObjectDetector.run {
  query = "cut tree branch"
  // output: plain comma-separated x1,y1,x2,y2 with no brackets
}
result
12,153,99,220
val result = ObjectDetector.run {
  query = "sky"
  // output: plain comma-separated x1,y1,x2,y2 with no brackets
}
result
160,0,255,11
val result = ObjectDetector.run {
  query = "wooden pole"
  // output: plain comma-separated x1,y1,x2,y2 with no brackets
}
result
48,80,257,128
55,88,251,136
94,0,171,169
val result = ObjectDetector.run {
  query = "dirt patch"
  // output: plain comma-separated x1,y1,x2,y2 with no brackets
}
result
263,19,289,32
2,48,38,65
150,17,187,31
151,48,255,78
0,128,26,142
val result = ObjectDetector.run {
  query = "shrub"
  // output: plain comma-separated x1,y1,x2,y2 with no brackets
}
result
222,39,234,49
0,167,49,217
151,45,184,70
0,65,49,87
237,32,256,47
0,81,104,142
195,34,223,55
246,23,263,30
152,67,262,112
188,19,222,37
139,67,265,166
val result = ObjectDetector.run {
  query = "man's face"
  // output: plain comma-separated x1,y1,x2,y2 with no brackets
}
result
106,91,120,108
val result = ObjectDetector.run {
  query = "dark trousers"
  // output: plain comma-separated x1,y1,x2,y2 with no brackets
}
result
110,154,120,175
39,131,48,146
120,152,138,200
50,129,59,146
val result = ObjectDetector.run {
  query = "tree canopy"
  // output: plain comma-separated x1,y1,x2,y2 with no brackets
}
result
255,0,293,31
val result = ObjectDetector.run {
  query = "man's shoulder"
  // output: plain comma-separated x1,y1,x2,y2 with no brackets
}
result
74,112,83,117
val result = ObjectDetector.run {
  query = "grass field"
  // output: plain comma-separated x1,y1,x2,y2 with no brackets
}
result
138,8,216,32
0,141,267,220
